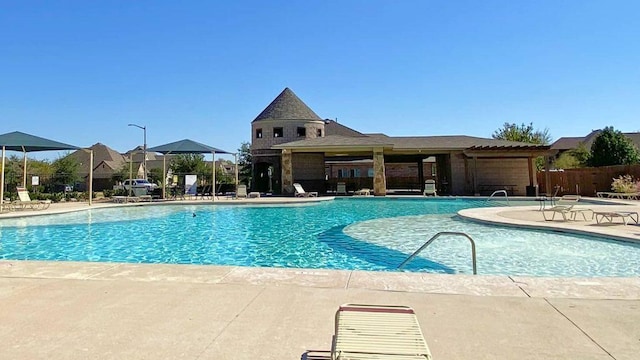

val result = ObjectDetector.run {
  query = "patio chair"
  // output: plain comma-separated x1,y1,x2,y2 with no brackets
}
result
235,184,248,199
293,183,318,197
423,179,437,196
542,195,592,221
14,187,51,210
336,182,347,195
354,188,371,196
331,303,432,360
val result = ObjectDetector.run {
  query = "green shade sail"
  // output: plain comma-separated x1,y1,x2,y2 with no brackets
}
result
147,139,230,154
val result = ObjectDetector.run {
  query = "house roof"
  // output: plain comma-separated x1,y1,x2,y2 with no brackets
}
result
273,134,547,152
66,143,126,176
552,130,640,151
252,88,322,123
324,120,365,137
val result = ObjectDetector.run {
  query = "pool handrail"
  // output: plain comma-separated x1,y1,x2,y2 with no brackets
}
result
398,231,477,274
486,189,509,205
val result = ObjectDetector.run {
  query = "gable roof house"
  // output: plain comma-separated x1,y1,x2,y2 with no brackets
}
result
251,88,556,196
552,129,640,154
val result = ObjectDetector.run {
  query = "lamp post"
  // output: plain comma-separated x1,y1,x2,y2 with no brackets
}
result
128,123,147,180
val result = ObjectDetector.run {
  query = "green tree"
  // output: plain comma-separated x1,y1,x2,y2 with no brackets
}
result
588,126,640,166
492,122,552,145
554,143,590,169
237,142,252,186
51,153,80,186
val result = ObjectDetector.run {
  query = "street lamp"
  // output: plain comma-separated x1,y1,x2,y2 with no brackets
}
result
128,123,147,180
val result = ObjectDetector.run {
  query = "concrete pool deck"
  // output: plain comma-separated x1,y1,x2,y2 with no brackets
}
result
0,197,639,359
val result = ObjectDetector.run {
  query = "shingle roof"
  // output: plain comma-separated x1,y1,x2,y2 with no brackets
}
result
324,120,365,137
272,135,393,148
273,134,547,151
252,88,322,123
551,130,640,151
66,143,126,176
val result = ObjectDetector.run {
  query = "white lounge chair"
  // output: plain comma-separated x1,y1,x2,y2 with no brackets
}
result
235,184,248,199
13,187,51,210
423,179,437,196
336,182,347,195
293,183,318,197
354,188,371,196
331,303,433,360
542,195,592,221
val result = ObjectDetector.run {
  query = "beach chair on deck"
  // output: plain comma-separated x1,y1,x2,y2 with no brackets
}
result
235,184,248,199
423,179,437,196
293,183,318,197
542,195,592,221
14,187,51,210
331,304,432,360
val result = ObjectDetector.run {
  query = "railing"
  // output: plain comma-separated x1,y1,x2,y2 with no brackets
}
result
486,189,509,205
398,231,477,274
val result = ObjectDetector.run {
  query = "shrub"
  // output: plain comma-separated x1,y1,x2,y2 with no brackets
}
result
611,175,639,193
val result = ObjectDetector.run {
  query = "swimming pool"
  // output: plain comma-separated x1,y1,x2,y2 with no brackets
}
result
0,198,638,277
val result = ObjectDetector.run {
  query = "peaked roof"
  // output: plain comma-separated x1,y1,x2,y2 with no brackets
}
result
252,88,322,123
0,131,79,152
552,129,640,151
147,139,230,154
66,143,126,176
324,119,365,137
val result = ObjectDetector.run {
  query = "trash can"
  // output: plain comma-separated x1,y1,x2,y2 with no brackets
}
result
526,185,537,197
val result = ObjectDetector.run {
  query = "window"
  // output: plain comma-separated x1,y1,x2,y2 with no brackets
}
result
367,168,374,177
337,169,349,178
273,127,283,138
317,129,323,137
255,128,263,139
297,127,306,137
350,169,360,178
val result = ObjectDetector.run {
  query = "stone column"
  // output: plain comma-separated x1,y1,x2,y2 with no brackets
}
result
372,148,386,196
281,149,293,191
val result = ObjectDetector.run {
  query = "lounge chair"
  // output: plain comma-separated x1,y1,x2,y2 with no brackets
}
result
293,183,318,197
423,179,437,196
235,184,248,199
13,187,51,210
331,303,432,360
542,195,592,221
354,188,371,196
336,182,347,195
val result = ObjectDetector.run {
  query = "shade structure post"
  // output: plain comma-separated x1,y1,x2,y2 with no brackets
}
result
128,155,133,197
162,155,166,199
0,146,5,211
22,149,27,188
234,153,239,191
211,151,216,202
88,149,94,205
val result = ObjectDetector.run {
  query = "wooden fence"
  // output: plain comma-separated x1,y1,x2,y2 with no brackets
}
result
536,164,640,196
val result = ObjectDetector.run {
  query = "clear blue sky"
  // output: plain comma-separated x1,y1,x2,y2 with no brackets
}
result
1,1,639,160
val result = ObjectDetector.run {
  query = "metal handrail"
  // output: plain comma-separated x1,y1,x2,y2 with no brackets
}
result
486,189,509,205
397,231,477,274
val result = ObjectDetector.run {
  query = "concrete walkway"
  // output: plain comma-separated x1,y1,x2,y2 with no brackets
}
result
0,197,639,359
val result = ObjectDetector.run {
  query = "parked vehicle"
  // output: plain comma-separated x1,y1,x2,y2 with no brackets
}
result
121,179,158,191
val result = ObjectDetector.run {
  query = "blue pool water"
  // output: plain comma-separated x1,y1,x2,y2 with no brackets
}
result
0,198,639,277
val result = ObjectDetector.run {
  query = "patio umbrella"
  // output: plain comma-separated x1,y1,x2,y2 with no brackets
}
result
146,139,231,201
0,131,87,210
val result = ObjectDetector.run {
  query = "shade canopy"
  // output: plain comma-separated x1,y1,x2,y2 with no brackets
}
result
0,131,79,152
147,139,230,154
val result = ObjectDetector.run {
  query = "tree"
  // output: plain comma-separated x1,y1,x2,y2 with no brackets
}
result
51,153,80,187
170,154,208,176
554,143,590,169
588,126,640,166
492,122,552,145
237,142,252,186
